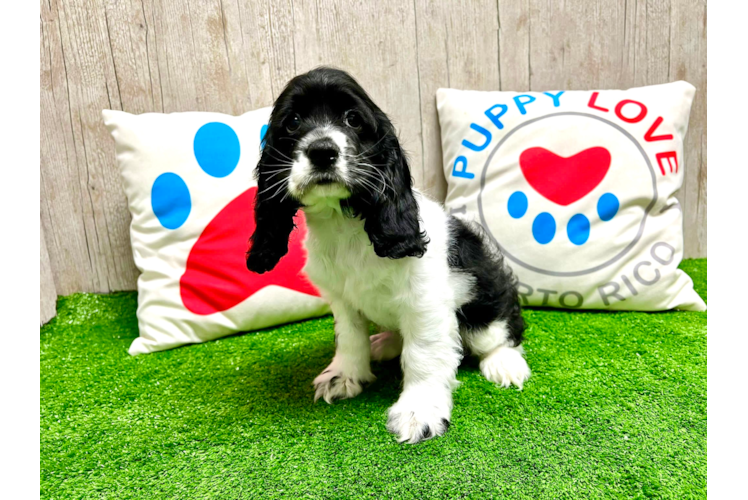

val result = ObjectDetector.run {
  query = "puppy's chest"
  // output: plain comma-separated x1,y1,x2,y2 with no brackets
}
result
304,220,408,324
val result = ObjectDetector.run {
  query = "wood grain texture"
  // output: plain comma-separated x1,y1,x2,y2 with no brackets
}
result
498,0,531,92
41,224,58,325
414,0,500,200
40,0,708,297
669,0,707,258
41,0,138,295
525,0,628,90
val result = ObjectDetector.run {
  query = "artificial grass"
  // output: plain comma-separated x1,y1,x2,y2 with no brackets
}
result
41,259,707,499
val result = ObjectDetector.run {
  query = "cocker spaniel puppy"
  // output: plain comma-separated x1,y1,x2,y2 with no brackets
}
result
246,67,530,443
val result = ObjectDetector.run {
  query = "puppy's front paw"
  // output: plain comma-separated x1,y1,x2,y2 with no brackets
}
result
480,345,531,389
386,389,452,444
313,363,375,404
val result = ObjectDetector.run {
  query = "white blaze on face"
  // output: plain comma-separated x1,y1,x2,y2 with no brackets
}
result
288,125,351,197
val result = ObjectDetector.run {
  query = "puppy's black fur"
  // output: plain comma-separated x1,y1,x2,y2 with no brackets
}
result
246,67,428,274
447,217,525,346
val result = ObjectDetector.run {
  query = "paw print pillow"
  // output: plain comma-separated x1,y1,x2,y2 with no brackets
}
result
103,108,330,355
437,82,706,312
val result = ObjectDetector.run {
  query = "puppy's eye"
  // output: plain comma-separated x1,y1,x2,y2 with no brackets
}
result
285,114,301,133
344,111,362,130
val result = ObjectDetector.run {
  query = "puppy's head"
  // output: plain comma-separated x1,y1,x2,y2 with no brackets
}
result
246,67,428,274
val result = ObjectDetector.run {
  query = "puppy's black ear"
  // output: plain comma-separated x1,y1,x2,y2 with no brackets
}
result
355,136,429,259
246,129,300,274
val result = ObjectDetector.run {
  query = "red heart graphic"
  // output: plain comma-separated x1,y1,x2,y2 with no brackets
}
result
180,187,319,315
519,147,611,206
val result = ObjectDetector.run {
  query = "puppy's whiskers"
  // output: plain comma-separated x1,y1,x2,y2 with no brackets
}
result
263,144,295,163
355,178,384,196
355,169,388,191
352,170,387,196
262,168,293,181
347,132,393,159
258,176,291,197
352,162,394,194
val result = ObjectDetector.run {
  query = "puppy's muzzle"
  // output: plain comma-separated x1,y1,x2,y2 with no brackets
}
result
306,138,340,172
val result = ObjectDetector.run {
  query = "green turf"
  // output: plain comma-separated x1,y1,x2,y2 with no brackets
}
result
41,259,707,499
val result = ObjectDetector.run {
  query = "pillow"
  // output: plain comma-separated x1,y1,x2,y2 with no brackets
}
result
436,82,706,312
103,108,330,355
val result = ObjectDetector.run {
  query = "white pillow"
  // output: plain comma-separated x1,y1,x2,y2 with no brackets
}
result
103,108,330,355
437,82,706,312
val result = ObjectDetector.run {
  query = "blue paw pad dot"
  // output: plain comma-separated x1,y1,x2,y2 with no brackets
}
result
567,214,590,245
532,212,556,244
507,191,528,219
194,122,241,178
152,173,191,230
597,193,619,222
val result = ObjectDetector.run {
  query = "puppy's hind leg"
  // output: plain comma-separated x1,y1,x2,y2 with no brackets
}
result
370,330,403,362
313,301,376,403
463,320,531,389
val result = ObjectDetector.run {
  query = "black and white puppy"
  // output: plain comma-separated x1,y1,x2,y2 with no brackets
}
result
246,67,530,443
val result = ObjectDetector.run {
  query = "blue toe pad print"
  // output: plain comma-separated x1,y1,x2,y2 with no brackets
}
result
567,214,590,245
193,122,241,178
152,173,191,230
532,212,556,244
507,191,528,219
507,191,619,245
597,193,619,222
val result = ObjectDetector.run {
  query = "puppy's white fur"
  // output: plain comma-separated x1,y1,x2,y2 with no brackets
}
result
300,184,530,443
288,126,351,194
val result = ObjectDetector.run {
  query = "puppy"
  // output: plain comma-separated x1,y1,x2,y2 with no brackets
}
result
246,67,530,443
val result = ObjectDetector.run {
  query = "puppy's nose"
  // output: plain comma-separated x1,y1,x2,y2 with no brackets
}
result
306,138,339,170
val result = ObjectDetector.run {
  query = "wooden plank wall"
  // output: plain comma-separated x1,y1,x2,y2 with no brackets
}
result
40,0,707,295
